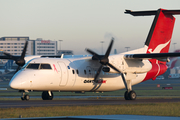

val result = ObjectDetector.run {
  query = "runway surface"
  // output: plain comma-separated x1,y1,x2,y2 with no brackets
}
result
0,98,180,108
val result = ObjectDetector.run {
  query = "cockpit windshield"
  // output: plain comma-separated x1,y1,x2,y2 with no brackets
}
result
26,63,40,69
26,63,52,70
40,64,52,69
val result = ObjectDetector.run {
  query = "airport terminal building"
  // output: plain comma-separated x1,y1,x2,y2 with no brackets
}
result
0,37,57,56
0,37,33,56
0,37,58,63
34,39,57,55
0,36,74,64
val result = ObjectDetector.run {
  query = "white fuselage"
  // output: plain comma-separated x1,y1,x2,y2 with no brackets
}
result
9,50,152,92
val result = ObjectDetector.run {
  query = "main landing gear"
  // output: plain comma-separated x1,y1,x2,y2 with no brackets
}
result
124,90,136,100
42,91,53,100
123,79,137,100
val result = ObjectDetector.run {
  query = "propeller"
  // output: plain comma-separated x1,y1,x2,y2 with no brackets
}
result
86,38,128,90
3,41,28,72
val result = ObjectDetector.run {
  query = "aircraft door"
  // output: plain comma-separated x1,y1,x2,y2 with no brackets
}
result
58,62,68,86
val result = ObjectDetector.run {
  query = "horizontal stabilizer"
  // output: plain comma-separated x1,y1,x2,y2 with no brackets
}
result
124,52,180,61
125,9,180,16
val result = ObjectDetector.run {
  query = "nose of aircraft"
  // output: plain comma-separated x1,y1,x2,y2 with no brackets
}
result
9,71,28,90
9,78,21,89
9,72,24,89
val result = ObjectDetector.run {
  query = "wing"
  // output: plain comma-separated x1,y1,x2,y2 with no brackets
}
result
124,52,180,62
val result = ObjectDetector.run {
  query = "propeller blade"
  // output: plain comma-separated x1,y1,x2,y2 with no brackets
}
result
3,41,28,67
20,41,28,60
86,48,101,60
107,63,121,73
15,66,21,74
107,62,128,90
86,48,98,56
3,52,17,60
120,73,128,91
104,37,114,58
15,41,28,67
94,64,103,82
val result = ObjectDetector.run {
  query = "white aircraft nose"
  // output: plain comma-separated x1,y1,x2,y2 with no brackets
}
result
9,71,30,90
9,72,24,89
9,79,21,89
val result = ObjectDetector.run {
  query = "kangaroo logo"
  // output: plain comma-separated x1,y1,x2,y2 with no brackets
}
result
148,40,171,53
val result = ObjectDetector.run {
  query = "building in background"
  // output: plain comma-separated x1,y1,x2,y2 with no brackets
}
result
0,36,74,64
0,37,33,55
34,38,57,55
0,37,34,63
0,37,58,56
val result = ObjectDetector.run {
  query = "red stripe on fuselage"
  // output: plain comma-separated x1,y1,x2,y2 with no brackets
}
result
143,63,167,81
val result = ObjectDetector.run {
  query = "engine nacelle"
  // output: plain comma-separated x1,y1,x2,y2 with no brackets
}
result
102,66,119,73
102,67,110,72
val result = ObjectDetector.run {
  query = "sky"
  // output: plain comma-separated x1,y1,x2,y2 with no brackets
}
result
0,0,180,55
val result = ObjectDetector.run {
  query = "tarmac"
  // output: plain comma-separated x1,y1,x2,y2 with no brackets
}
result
0,78,180,119
1,115,180,120
0,98,180,108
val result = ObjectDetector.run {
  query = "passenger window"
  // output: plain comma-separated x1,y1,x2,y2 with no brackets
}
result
84,70,86,74
72,70,75,74
26,64,40,69
40,64,52,69
76,70,79,74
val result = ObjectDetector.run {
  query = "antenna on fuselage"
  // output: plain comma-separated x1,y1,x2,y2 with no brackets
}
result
61,54,64,59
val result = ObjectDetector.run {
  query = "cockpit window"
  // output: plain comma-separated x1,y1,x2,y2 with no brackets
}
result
26,63,40,69
40,64,52,69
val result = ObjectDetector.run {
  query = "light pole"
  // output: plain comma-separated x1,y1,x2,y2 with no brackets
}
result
125,47,130,51
58,40,63,51
100,41,104,54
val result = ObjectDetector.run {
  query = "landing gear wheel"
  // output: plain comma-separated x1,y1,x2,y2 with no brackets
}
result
21,95,30,101
128,90,136,100
124,90,136,100
24,95,30,101
124,91,130,100
21,96,25,101
42,91,53,100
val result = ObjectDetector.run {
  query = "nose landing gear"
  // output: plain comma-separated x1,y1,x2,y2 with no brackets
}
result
20,91,30,101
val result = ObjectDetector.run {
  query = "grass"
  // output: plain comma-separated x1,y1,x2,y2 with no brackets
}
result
0,80,180,118
1,102,180,118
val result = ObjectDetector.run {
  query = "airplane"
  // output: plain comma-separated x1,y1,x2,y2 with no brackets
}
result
5,8,180,101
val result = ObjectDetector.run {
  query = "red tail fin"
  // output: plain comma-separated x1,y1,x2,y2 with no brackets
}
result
125,9,180,80
145,9,175,55
125,9,180,63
